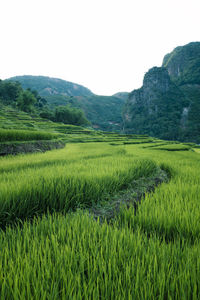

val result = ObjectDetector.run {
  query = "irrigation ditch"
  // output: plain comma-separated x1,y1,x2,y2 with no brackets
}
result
88,166,169,223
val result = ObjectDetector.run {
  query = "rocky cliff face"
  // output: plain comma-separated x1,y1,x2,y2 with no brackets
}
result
123,42,200,143
162,42,200,85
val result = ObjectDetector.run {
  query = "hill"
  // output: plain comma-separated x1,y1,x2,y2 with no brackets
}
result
7,75,93,97
45,94,126,131
162,42,200,85
123,42,200,143
8,76,127,131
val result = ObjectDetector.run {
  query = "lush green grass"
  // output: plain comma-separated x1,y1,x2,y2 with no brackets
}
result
0,143,157,228
118,144,200,242
0,141,200,299
0,212,199,300
0,104,90,135
0,103,160,145
0,129,61,142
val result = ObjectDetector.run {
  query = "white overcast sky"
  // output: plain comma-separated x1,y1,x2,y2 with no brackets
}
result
0,0,200,95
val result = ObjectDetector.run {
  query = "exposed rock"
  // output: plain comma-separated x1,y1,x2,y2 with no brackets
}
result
123,42,200,143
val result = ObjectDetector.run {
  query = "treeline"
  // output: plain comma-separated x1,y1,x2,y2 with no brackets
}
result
0,80,89,126
0,80,46,112
40,106,90,126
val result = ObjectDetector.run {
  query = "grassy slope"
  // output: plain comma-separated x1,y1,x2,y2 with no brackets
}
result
0,139,199,299
0,103,157,144
0,103,88,134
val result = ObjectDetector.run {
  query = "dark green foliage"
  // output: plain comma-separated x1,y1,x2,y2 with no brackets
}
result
7,75,127,131
54,105,90,126
162,42,200,85
39,108,55,121
0,80,47,114
8,75,93,97
45,94,126,131
124,42,200,143
17,90,37,112
30,89,47,108
179,85,200,143
0,80,22,104
124,68,187,140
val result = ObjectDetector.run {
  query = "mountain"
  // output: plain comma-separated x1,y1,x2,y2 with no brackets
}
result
8,75,93,97
8,76,127,131
123,42,200,143
162,42,200,85
44,94,126,131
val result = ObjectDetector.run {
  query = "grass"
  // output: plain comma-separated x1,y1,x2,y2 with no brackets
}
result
0,129,200,298
0,143,157,228
0,212,199,300
0,129,61,142
0,103,160,145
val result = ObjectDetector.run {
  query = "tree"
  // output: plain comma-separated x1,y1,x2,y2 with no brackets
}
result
17,90,37,113
27,89,47,108
0,81,22,104
54,105,90,126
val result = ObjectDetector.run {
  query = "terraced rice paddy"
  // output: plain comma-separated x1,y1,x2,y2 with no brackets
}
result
0,137,199,299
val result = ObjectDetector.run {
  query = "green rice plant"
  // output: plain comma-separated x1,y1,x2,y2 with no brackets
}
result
0,143,157,228
0,141,200,299
117,144,200,242
0,129,61,142
0,212,199,299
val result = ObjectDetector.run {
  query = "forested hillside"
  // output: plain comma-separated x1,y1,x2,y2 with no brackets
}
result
123,42,200,143
8,76,127,131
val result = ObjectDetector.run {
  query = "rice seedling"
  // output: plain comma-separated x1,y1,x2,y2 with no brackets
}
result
0,212,199,299
0,129,60,142
0,143,157,228
0,140,200,299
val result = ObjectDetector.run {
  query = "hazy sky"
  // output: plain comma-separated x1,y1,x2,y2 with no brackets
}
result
0,0,200,95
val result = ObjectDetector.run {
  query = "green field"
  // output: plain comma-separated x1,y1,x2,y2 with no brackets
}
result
0,136,199,299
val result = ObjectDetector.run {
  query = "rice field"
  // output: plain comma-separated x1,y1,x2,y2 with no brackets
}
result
0,143,157,228
0,140,200,299
0,129,61,142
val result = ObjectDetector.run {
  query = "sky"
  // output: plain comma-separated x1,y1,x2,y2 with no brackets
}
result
0,0,200,95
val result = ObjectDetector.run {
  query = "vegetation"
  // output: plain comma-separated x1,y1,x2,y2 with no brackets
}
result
124,42,200,143
7,76,127,131
45,94,126,131
1,43,200,298
124,68,187,140
0,80,45,113
54,105,90,126
0,129,60,142
40,104,90,126
8,75,93,97
0,143,158,228
0,139,199,298
162,42,200,85
0,79,90,127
